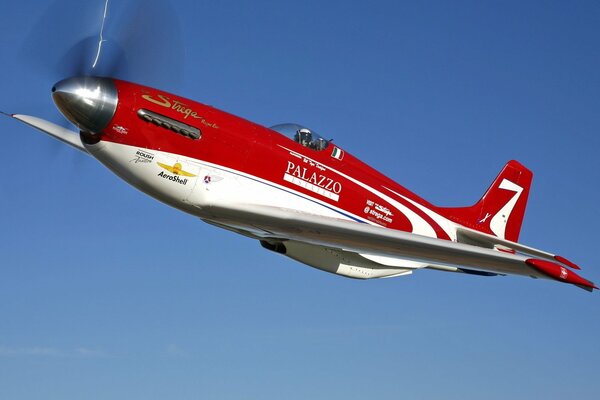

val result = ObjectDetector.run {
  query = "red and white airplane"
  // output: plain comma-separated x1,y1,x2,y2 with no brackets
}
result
2,76,596,292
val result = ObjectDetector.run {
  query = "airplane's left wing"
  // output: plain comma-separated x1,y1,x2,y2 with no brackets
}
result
206,204,596,291
1,112,88,154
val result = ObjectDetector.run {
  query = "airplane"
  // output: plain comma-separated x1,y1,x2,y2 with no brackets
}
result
1,74,596,292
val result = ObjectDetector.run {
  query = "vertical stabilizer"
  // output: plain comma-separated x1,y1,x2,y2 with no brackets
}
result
439,160,533,242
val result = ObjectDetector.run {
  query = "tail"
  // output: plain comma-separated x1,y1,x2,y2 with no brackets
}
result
438,160,533,242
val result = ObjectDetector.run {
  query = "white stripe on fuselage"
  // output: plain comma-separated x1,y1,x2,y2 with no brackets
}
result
93,142,372,224
94,141,446,238
382,186,455,240
277,145,439,237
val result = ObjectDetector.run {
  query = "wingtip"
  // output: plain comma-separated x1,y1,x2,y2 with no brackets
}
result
586,282,597,292
0,110,13,117
575,284,596,293
526,258,596,292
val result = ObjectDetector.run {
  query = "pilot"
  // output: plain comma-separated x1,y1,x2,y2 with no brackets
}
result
314,137,328,151
296,128,312,148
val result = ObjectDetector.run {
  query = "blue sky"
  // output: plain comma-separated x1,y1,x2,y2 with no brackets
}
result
0,1,599,399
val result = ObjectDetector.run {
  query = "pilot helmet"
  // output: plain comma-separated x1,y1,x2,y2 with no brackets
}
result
297,128,312,145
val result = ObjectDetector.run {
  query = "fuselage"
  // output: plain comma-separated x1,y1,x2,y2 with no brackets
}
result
85,79,461,242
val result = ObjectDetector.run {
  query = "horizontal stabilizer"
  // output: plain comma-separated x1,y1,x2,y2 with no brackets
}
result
456,227,583,271
553,255,581,270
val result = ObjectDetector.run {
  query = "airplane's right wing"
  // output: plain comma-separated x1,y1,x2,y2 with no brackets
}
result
205,204,596,292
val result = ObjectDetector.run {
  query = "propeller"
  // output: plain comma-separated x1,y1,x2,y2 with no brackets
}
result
19,0,185,91
11,0,185,162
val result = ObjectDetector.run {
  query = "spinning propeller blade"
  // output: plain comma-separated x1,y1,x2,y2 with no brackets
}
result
20,0,185,90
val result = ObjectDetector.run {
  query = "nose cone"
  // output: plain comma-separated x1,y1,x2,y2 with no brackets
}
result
52,76,118,133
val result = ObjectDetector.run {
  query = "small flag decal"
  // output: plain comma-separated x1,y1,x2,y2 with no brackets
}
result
331,146,344,160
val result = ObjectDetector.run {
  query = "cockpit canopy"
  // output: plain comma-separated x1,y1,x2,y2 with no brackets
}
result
270,123,330,151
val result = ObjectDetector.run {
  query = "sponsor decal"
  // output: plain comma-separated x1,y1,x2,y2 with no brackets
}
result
130,149,155,164
363,199,394,225
158,171,189,185
331,146,344,160
141,92,219,128
157,162,197,177
560,267,568,280
112,124,128,135
288,150,303,160
156,162,197,186
203,174,223,184
284,160,342,202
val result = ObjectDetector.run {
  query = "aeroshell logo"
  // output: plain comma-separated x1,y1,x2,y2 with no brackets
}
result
157,162,197,186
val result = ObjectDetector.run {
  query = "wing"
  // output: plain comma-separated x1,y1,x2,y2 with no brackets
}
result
206,204,596,291
2,113,88,154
